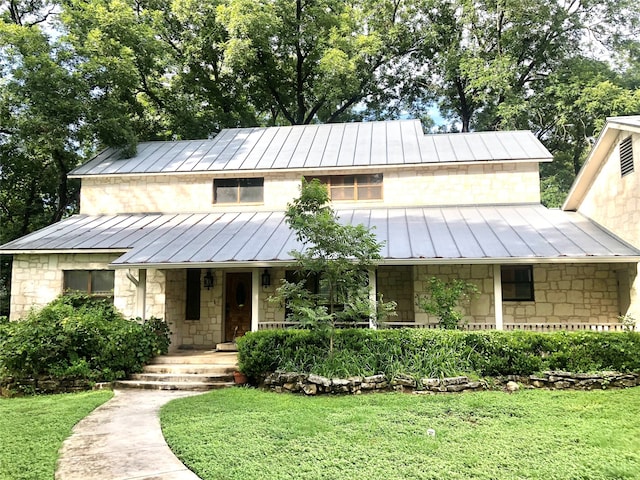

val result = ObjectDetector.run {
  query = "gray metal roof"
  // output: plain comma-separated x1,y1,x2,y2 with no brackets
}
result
69,121,552,177
2,205,637,266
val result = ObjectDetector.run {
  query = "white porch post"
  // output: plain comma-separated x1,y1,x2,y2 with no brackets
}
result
493,264,503,330
251,268,259,332
368,268,377,329
136,269,147,321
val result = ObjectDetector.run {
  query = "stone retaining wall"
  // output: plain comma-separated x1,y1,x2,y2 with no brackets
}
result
0,377,96,397
262,371,640,395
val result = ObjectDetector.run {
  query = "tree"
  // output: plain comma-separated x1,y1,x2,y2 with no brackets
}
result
408,0,640,133
416,277,478,329
273,179,396,352
0,0,140,315
217,0,429,124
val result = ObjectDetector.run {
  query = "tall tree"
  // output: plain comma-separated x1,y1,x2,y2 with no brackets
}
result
408,0,640,133
218,0,429,124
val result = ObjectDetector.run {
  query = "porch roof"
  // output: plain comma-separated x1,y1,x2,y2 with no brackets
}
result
1,205,638,266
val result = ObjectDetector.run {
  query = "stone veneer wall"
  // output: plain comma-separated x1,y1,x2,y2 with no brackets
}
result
165,269,224,350
384,162,541,206
377,266,414,321
574,131,640,322
9,253,166,322
504,264,621,325
10,253,125,320
412,263,622,327
80,163,541,215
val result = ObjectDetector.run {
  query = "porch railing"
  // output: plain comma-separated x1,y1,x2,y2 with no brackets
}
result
259,321,627,332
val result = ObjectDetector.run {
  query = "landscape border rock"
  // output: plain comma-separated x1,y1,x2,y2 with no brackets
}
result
0,376,98,397
261,370,640,396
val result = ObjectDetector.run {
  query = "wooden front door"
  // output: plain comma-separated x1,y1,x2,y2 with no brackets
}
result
225,272,252,342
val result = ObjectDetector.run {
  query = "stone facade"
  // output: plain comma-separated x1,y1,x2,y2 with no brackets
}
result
79,163,540,215
165,269,224,350
411,263,622,327
9,253,166,321
377,266,415,322
572,131,640,321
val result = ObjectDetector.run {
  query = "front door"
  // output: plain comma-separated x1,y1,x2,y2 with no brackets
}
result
225,272,252,342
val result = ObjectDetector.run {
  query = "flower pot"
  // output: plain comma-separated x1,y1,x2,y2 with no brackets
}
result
233,371,248,385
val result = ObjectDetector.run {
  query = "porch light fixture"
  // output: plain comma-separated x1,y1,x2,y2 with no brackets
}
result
203,269,215,290
261,269,271,288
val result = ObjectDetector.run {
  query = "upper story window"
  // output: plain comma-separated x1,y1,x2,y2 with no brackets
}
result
305,174,383,201
214,178,264,204
64,270,114,297
501,265,534,301
620,136,634,177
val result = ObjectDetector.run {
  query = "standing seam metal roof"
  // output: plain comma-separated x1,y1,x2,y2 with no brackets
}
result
1,205,637,265
69,120,553,177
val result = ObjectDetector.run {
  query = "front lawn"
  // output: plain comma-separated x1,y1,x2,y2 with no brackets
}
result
0,390,113,480
161,387,640,480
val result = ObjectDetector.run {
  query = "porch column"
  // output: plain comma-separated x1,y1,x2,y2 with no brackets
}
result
368,268,377,329
251,269,259,332
136,269,147,321
493,264,503,330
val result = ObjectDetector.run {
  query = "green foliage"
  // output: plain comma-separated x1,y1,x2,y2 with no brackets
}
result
619,314,637,332
0,294,170,382
416,277,479,329
272,178,396,350
238,328,640,380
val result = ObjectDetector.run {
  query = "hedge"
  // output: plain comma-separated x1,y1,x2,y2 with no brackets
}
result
0,294,170,383
237,328,640,380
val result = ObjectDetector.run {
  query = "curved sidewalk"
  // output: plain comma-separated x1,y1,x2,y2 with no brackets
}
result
56,389,204,480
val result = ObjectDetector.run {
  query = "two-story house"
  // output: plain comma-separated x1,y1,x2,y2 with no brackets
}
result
2,119,638,350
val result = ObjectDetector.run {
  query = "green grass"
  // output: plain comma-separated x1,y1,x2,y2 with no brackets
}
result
0,390,113,480
161,388,640,480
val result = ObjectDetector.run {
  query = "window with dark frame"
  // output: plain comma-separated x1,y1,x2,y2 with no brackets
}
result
63,270,114,298
620,136,634,177
185,269,201,320
501,265,534,301
305,174,383,201
214,178,264,204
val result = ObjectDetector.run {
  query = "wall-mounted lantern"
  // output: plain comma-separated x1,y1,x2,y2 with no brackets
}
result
261,269,271,288
203,269,215,290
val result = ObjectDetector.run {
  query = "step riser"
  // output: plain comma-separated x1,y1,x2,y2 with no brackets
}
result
130,374,233,383
142,365,236,375
122,351,240,391
114,381,234,391
150,354,238,365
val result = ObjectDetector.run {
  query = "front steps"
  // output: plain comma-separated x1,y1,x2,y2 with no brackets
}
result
114,350,239,391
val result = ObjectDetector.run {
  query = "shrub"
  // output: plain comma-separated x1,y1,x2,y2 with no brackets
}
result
238,328,640,380
0,294,170,382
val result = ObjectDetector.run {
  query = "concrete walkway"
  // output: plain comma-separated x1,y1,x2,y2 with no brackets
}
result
56,389,204,480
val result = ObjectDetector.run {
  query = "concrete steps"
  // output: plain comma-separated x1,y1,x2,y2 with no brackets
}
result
115,350,239,391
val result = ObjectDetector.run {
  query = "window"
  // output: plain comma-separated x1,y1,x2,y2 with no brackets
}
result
305,174,383,201
214,178,264,204
186,269,201,320
501,265,534,301
64,270,114,297
620,136,634,177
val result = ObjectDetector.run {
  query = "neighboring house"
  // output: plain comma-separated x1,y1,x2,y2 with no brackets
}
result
1,119,638,351
563,116,640,324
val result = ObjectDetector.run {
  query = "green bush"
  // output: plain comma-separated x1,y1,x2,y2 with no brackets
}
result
0,294,170,382
238,328,640,380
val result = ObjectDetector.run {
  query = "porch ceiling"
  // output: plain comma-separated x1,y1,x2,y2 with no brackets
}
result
1,205,639,266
